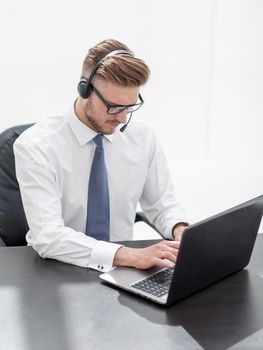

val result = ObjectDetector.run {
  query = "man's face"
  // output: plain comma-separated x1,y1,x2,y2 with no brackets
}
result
80,79,140,135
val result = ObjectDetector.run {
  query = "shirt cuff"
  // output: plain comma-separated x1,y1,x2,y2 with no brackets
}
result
88,240,123,272
164,219,190,240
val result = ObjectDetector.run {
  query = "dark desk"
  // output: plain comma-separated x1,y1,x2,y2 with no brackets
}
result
0,236,263,350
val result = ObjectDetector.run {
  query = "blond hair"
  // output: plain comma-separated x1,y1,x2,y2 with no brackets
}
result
81,39,150,87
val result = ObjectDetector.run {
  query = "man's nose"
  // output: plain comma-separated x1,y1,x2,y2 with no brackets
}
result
115,110,128,124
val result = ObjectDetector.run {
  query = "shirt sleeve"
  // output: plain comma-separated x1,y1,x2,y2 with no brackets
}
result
139,127,189,240
14,141,121,272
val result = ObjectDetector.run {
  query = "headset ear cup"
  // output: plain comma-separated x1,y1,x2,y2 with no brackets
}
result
77,79,92,99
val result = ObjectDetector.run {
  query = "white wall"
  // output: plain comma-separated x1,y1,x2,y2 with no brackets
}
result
0,0,262,229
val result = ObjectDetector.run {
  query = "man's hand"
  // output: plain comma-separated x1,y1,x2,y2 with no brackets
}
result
113,240,180,270
172,223,188,241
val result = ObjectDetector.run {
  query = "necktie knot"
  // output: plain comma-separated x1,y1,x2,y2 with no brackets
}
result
93,134,103,150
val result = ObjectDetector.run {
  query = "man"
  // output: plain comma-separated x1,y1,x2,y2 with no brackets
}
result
14,39,189,272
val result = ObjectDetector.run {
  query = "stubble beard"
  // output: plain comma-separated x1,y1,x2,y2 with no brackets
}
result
83,102,117,135
84,107,101,132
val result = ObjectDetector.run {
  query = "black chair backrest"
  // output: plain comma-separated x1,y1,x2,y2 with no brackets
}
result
0,124,33,246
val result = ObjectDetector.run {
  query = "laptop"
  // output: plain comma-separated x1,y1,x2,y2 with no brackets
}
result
100,195,263,306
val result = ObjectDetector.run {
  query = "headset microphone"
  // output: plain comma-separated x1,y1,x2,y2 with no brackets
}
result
120,112,133,132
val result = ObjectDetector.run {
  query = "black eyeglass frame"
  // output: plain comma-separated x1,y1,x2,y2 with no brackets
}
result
90,84,144,115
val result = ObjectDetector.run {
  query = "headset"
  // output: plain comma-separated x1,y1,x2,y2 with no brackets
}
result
77,49,132,99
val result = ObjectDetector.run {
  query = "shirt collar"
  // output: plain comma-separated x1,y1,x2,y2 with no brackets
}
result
67,101,113,146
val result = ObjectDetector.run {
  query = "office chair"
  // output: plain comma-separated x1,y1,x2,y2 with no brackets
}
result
0,124,33,246
0,124,161,247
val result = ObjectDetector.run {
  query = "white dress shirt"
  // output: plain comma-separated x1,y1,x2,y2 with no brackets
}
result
14,104,188,272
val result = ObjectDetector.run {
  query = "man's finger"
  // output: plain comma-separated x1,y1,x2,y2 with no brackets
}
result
152,257,175,269
159,250,177,263
160,240,180,249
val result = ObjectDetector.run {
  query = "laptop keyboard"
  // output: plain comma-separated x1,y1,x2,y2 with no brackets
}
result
131,268,173,297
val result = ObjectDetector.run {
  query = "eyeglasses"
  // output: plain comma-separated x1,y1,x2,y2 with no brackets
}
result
90,84,144,115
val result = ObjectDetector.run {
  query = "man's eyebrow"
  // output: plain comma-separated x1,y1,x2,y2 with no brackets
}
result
106,99,126,107
106,99,137,107
93,84,138,106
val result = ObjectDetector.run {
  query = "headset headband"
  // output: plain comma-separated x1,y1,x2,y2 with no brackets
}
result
86,49,131,86
77,49,132,99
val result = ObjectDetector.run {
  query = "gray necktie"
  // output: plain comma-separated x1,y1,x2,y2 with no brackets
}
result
86,134,110,241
